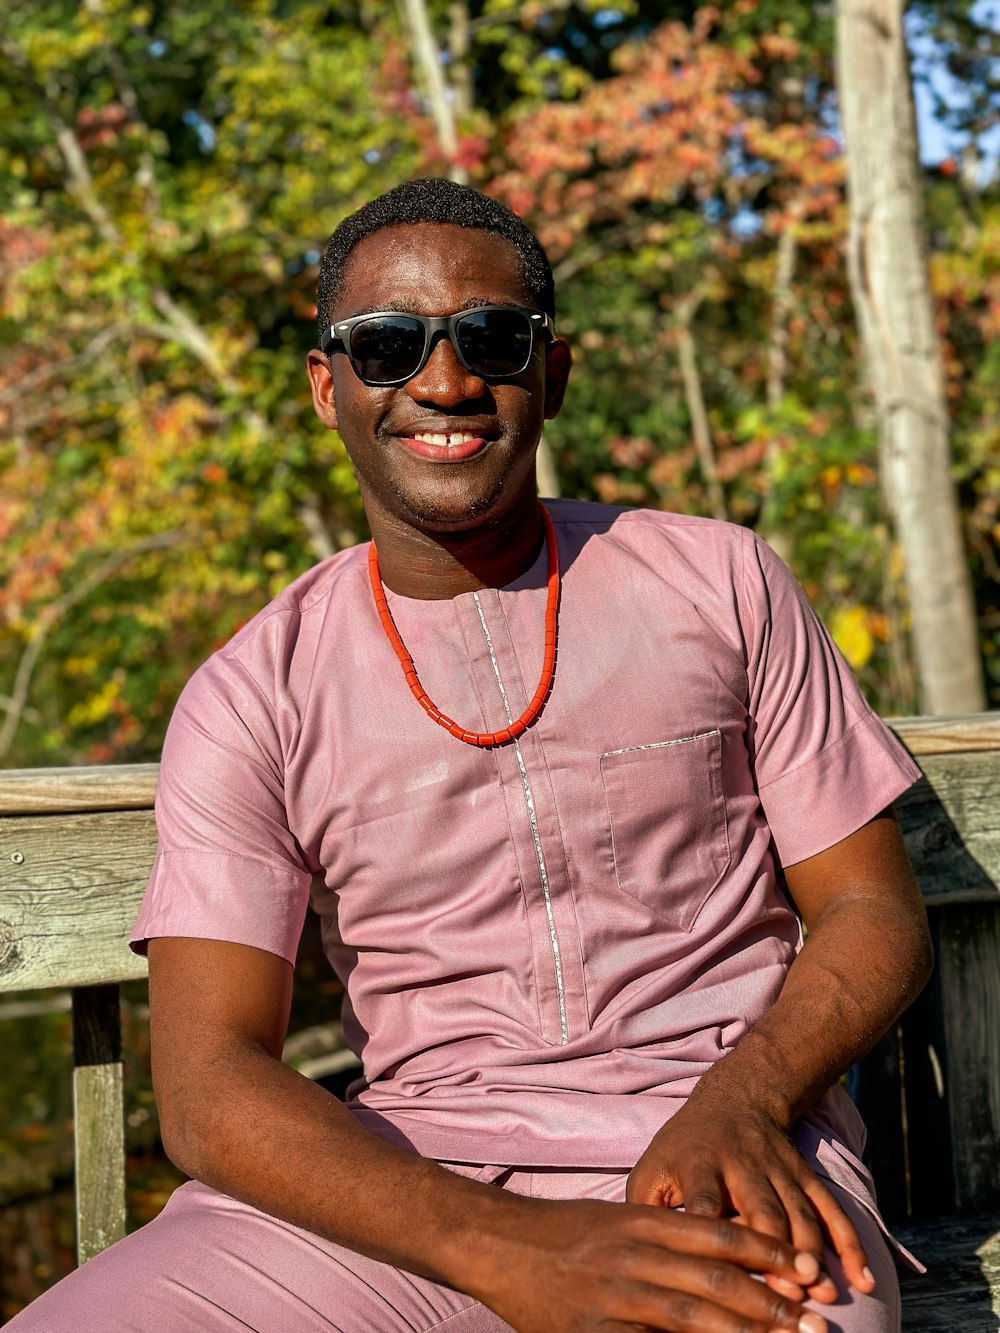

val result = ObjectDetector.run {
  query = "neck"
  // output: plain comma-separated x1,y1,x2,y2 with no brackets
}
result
365,495,547,600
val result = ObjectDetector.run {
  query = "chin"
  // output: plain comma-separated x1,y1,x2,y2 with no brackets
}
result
390,477,526,534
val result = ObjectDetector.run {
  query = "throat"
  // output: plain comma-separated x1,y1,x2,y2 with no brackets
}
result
370,505,548,600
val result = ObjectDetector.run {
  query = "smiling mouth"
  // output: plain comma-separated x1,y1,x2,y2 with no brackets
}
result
410,431,481,447
396,430,494,462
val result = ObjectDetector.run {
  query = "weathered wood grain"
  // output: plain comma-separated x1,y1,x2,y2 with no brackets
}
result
895,755,1000,904
0,710,991,817
938,906,1000,1212
897,1211,1000,1329
0,735,995,994
0,810,154,991
900,907,962,1221
0,764,158,816
889,712,1000,757
72,985,126,1263
867,903,1000,1222
850,1025,908,1221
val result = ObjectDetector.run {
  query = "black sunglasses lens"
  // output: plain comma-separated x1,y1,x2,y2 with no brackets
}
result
350,317,425,383
456,309,533,377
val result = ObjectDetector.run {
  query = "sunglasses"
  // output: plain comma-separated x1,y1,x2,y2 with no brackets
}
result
320,304,555,387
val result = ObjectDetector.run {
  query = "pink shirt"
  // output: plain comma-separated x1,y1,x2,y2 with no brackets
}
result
132,501,919,1223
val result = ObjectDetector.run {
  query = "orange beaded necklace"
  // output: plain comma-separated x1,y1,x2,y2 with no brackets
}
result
368,504,559,748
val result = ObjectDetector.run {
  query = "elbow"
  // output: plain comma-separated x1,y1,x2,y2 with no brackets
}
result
901,906,935,1007
156,1091,210,1181
152,1058,232,1183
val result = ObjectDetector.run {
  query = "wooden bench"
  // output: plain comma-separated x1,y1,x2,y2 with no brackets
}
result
1,713,999,1327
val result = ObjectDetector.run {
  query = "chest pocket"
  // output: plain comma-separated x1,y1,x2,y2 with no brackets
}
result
599,729,731,931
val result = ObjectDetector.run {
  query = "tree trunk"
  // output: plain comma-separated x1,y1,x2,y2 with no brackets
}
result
675,293,727,522
836,0,985,714
399,0,468,185
398,0,561,497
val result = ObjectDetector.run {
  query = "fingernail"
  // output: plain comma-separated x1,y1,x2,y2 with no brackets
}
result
798,1314,827,1333
793,1251,819,1280
862,1265,876,1286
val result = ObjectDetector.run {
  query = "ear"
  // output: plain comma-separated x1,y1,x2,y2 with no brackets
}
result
306,349,338,431
543,338,572,420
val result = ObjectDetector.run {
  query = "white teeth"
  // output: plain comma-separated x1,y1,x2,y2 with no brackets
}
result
411,431,479,446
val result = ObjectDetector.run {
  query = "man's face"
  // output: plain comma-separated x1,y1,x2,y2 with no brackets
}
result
307,223,569,537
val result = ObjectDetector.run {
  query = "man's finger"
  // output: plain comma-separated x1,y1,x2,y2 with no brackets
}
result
626,1163,670,1207
800,1176,875,1294
761,1182,836,1304
771,1178,826,1258
621,1251,829,1333
726,1171,791,1244
674,1166,727,1217
635,1208,822,1287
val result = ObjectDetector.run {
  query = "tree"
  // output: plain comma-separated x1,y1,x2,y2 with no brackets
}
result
836,0,986,714
0,0,423,765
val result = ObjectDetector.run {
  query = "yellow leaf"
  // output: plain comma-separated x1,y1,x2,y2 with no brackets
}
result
66,681,119,728
830,605,875,670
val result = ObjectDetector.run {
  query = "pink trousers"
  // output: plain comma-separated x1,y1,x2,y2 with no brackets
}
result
7,1167,900,1332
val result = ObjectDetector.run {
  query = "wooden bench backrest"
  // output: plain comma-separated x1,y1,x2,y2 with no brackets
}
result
1,715,999,1260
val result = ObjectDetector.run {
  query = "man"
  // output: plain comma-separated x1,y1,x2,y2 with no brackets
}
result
11,179,932,1333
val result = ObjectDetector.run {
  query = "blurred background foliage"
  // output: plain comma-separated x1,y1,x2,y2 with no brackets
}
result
0,0,997,758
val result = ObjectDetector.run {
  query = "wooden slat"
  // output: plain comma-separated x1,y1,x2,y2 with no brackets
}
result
895,753,1000,904
72,984,126,1263
0,764,159,816
850,1025,908,1222
888,712,1000,756
0,712,991,817
898,904,1000,1221
938,905,1000,1212
0,810,154,991
899,909,955,1220
896,1211,1000,1329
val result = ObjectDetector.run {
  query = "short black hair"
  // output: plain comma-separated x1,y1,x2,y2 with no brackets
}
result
315,178,555,345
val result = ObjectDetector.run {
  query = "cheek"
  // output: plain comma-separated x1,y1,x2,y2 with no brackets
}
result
333,378,389,445
498,381,545,432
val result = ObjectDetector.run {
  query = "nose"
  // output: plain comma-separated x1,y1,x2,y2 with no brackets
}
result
405,331,487,407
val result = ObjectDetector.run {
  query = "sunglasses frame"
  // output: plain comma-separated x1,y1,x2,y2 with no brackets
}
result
320,304,556,387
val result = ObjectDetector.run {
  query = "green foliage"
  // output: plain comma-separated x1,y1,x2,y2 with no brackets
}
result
0,0,423,764
0,0,997,766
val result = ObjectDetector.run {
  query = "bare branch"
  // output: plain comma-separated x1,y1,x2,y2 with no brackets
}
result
297,496,337,563
674,292,727,522
536,431,561,498
0,28,262,417
0,30,121,245
399,0,468,184
766,212,801,411
466,1,571,36
0,531,184,761
0,326,129,409
149,290,239,390
0,695,41,725
550,223,648,285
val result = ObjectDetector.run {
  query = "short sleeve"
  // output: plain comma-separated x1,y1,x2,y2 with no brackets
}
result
130,649,312,965
741,531,921,868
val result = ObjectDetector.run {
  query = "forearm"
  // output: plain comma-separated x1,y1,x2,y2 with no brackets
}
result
695,891,932,1127
159,1039,526,1293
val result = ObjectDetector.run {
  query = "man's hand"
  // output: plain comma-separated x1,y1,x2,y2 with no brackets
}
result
625,1084,869,1304
625,809,933,1309
146,938,818,1333
469,1196,829,1333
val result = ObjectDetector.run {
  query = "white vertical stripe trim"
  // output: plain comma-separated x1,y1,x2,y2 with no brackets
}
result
473,592,568,1045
